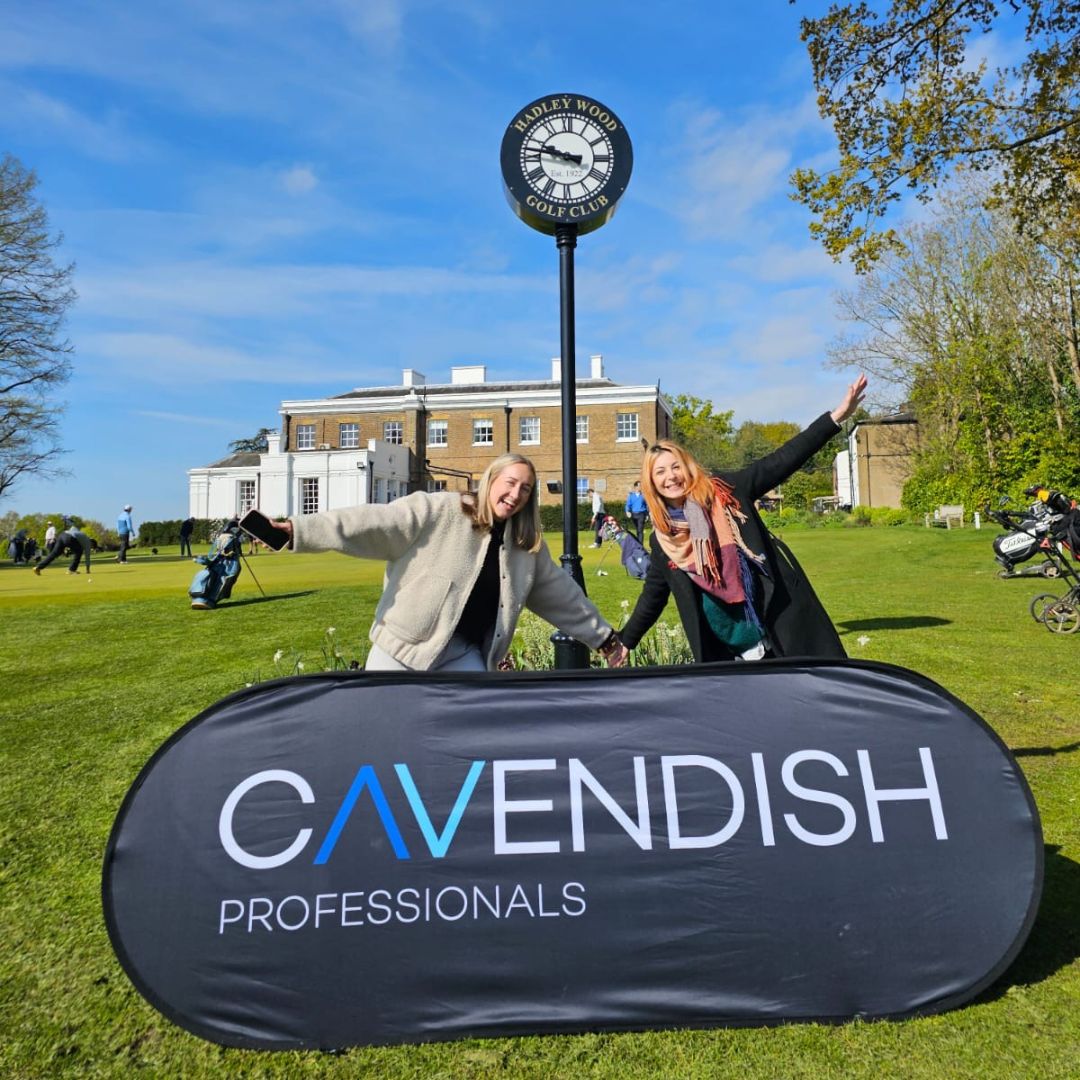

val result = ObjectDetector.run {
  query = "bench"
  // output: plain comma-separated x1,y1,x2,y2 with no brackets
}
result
925,504,965,529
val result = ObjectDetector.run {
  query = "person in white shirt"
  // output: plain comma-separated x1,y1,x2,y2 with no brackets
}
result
588,488,605,548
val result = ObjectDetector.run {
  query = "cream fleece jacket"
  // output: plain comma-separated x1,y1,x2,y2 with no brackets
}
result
290,491,613,670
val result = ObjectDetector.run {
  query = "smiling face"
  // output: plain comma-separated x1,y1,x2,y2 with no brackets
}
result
488,462,535,521
650,451,688,507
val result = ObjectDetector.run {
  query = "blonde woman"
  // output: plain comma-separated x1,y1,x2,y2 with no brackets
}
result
270,454,628,672
620,376,866,663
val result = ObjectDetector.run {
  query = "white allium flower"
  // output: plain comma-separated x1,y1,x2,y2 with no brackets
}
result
297,661,305,671
856,635,871,647
620,599,630,609
273,649,284,664
327,627,336,635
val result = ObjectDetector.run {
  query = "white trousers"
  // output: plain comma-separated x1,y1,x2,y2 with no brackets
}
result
365,635,487,673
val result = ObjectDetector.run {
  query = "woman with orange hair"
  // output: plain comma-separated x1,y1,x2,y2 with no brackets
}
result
619,376,866,663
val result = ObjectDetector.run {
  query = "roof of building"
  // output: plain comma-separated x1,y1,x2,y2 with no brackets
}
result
855,411,917,426
204,450,262,469
331,378,617,400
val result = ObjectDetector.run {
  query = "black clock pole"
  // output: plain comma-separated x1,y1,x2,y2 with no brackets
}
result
499,93,633,670
550,223,590,669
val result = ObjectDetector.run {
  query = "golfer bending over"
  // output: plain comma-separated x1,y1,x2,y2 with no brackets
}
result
270,453,628,672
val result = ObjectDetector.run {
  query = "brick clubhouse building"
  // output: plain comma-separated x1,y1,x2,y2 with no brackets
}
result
189,356,674,520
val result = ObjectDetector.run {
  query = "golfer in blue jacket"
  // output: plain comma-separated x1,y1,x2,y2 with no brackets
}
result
625,481,648,543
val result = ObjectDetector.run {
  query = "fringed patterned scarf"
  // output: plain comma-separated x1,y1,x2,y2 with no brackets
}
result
655,479,765,641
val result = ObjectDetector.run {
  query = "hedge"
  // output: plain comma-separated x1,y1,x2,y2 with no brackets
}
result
539,499,626,534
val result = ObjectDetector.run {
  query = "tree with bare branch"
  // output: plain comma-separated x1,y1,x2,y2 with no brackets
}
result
0,153,75,500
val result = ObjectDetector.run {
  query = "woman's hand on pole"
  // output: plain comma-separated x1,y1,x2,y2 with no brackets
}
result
830,373,868,424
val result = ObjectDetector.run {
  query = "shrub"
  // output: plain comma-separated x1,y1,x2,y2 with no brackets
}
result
539,500,623,534
505,609,694,669
139,519,217,546
843,506,912,528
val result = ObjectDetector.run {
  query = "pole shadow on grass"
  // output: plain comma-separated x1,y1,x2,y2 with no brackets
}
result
1013,741,1080,758
836,616,952,633
217,591,316,608
977,845,1080,1002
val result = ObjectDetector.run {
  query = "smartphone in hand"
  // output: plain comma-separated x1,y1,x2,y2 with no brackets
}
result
238,509,290,551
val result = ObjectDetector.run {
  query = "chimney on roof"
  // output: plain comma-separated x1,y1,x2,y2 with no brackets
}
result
451,365,486,385
402,369,426,387
590,353,604,379
551,358,561,382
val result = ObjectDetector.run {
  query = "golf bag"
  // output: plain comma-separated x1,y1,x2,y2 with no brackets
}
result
601,515,651,580
189,525,243,610
991,488,1078,577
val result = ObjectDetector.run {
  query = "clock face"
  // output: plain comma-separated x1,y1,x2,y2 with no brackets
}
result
520,113,614,204
501,94,632,236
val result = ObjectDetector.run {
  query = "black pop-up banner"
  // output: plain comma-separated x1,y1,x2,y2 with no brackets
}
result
103,661,1042,1049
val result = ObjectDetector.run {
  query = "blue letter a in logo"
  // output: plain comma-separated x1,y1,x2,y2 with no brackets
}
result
314,765,410,862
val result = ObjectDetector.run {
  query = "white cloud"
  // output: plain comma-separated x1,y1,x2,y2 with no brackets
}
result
76,260,545,323
84,332,348,386
281,165,318,196
133,410,238,427
328,0,405,50
726,242,854,287
665,94,827,240
0,81,150,162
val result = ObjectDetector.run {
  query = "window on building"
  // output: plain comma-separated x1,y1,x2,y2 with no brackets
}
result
473,418,494,446
296,423,315,450
519,416,540,445
374,477,385,503
616,412,639,441
576,415,589,443
427,419,448,447
300,477,319,514
387,480,401,502
339,422,359,449
238,479,256,515
383,421,403,445
577,477,589,499
428,479,447,493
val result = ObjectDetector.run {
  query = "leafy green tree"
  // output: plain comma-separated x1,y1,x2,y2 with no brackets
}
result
723,420,801,470
792,1,1080,270
668,394,735,469
0,154,75,499
779,469,832,510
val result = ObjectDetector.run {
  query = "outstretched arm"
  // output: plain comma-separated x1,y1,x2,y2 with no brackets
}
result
735,375,869,500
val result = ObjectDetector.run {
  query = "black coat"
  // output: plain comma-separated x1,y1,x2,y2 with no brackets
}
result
620,413,846,662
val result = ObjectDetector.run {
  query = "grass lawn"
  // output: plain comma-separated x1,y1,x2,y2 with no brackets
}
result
1,526,1078,1078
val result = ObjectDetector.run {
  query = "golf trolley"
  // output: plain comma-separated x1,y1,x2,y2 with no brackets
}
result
986,488,1080,634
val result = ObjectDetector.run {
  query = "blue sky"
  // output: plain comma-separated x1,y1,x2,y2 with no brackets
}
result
2,0,869,525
